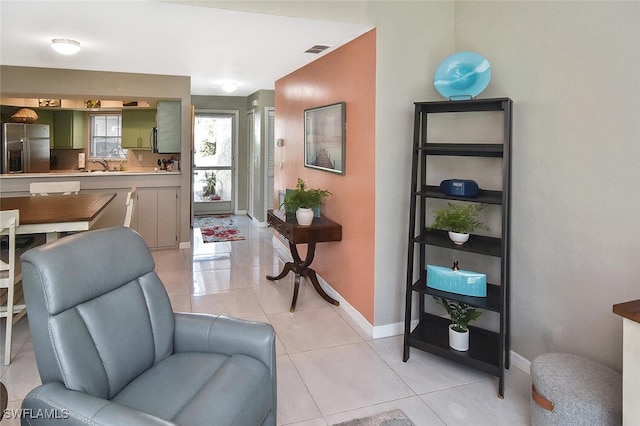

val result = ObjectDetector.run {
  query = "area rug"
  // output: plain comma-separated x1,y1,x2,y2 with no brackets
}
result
333,409,415,426
196,215,245,243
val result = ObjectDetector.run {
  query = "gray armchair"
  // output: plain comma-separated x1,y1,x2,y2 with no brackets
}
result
20,227,276,425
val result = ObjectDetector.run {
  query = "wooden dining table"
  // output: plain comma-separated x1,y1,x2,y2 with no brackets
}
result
0,193,116,242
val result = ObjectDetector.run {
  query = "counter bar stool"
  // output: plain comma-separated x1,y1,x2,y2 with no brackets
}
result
30,181,81,238
0,210,27,365
123,187,136,228
29,181,80,196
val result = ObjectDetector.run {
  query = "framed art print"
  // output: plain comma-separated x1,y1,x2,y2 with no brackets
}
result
304,102,345,175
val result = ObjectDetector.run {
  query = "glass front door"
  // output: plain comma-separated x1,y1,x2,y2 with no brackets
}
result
193,111,235,215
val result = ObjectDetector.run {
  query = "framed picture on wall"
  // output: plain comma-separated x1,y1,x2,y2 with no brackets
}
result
304,102,346,175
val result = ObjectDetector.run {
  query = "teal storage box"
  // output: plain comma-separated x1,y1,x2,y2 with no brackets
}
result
427,264,487,297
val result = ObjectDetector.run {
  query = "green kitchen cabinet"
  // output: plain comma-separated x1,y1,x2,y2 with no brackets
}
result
122,109,156,150
156,100,181,153
53,110,87,149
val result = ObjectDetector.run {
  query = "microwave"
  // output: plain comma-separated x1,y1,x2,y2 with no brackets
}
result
149,127,159,153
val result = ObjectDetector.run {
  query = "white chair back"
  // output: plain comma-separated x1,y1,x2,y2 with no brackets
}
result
0,210,26,365
124,186,137,228
30,181,80,196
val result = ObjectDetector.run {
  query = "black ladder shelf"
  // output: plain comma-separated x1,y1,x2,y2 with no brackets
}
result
402,97,512,397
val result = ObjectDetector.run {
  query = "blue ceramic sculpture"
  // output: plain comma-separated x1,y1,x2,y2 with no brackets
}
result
434,51,491,100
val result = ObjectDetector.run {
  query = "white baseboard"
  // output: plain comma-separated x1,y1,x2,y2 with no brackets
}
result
251,216,268,227
271,235,396,339
271,235,290,260
509,350,531,375
372,320,408,339
270,237,531,376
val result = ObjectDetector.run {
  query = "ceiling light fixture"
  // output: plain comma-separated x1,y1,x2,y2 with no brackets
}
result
221,82,238,93
51,38,81,55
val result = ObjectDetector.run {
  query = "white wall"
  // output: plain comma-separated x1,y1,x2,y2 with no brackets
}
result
369,2,456,328
455,1,640,369
199,0,640,370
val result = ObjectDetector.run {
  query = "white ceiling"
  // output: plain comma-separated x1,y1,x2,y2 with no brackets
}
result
0,1,373,96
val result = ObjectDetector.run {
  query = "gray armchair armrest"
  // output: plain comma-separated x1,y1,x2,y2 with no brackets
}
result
21,383,175,426
173,312,276,370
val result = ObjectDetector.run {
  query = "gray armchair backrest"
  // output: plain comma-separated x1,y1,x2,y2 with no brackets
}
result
21,227,175,400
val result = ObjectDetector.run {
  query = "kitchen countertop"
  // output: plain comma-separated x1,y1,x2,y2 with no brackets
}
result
0,169,182,194
0,169,182,197
1,169,181,178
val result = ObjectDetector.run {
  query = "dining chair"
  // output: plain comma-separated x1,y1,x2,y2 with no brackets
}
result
123,186,136,228
29,181,80,196
0,210,27,365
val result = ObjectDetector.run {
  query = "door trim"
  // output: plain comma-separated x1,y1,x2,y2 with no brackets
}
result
191,109,239,219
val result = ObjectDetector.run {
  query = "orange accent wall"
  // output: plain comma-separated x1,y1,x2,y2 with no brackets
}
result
274,29,376,323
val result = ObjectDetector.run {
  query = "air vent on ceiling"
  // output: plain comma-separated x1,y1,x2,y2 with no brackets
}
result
305,44,331,54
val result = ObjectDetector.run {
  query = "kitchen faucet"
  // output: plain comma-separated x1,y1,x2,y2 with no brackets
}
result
92,159,109,171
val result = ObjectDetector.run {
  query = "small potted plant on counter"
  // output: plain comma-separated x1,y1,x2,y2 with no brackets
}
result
434,296,482,351
281,178,331,225
430,202,489,245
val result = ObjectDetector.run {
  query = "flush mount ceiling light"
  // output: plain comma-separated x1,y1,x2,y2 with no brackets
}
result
51,38,81,55
221,82,238,93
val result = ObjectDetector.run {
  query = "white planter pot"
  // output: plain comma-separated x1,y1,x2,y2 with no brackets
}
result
295,208,314,226
449,324,469,351
448,231,470,245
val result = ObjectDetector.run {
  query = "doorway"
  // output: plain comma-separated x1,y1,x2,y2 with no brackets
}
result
192,110,237,215
247,107,276,224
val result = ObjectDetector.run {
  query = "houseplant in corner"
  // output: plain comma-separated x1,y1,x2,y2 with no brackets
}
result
434,296,482,351
281,178,331,225
430,202,489,245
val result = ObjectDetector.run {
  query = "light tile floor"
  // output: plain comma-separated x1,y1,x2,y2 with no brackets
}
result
0,215,532,425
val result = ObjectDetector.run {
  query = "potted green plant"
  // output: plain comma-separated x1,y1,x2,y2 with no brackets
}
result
430,202,489,245
434,296,482,351
201,171,217,198
281,178,331,225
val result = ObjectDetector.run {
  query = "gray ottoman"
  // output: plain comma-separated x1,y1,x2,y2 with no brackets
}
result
530,353,622,426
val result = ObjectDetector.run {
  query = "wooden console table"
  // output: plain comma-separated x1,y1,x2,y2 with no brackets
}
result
266,209,342,312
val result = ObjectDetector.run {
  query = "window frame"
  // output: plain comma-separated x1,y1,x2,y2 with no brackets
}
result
89,113,126,160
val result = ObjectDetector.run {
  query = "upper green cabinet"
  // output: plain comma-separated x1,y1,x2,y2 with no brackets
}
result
53,110,87,149
122,109,156,150
156,100,181,154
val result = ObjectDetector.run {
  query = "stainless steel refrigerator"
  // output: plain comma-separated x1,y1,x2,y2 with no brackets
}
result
1,123,51,173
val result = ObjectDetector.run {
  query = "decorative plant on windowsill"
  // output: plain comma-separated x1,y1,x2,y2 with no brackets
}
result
430,202,489,245
281,178,331,225
434,296,482,351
